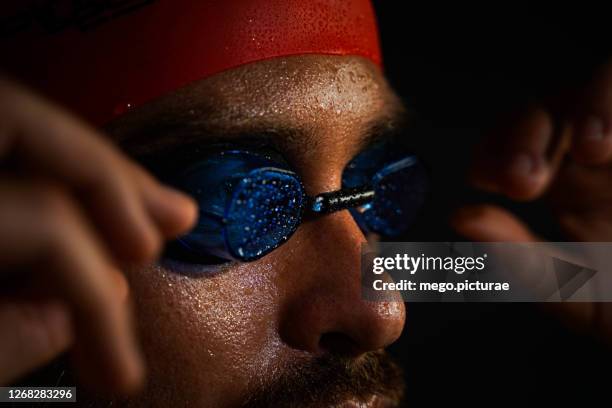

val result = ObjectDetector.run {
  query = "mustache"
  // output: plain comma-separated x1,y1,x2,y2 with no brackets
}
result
242,350,405,408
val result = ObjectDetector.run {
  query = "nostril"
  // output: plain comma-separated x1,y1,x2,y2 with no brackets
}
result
319,332,362,357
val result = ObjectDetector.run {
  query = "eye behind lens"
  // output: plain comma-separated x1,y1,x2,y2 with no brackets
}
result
342,145,428,237
224,167,305,261
367,158,428,236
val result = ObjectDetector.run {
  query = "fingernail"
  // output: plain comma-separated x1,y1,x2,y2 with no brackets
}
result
111,268,130,302
159,186,198,219
583,116,605,140
159,185,193,205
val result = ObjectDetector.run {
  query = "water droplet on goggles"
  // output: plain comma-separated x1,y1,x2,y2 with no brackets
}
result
342,144,428,236
171,151,304,262
225,168,304,261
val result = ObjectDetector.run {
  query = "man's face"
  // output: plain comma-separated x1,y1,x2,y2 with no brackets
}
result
107,55,406,407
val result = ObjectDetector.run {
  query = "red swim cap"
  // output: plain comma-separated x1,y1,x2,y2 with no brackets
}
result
0,1,381,125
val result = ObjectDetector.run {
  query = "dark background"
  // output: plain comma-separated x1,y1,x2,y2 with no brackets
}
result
373,4,612,407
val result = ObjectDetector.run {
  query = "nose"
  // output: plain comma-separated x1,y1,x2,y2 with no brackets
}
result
278,210,406,355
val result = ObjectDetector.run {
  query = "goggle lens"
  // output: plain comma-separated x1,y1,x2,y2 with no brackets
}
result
224,168,304,261
168,145,427,264
170,151,304,262
343,144,428,237
362,156,427,236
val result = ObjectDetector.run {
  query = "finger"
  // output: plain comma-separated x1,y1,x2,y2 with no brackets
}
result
0,182,143,393
111,268,130,303
451,204,538,242
451,205,605,337
0,301,73,385
571,61,612,164
126,162,198,238
470,108,556,201
0,79,192,262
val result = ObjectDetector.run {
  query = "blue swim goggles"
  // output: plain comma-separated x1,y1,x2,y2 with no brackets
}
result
166,144,428,263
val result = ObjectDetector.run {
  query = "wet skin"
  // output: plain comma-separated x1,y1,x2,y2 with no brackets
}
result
103,55,407,407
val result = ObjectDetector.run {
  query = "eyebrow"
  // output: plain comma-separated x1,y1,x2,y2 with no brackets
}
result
115,107,409,171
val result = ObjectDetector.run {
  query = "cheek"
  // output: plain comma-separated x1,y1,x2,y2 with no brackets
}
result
125,261,284,405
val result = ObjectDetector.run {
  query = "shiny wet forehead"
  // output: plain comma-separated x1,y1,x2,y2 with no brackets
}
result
110,55,405,182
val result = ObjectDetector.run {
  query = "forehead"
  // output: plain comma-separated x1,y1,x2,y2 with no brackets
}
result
108,55,403,158
179,55,399,129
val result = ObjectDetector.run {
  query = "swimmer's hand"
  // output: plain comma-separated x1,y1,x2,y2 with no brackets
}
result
452,61,612,339
0,78,197,393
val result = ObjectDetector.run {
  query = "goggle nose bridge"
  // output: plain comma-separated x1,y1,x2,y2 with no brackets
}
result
308,185,375,215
